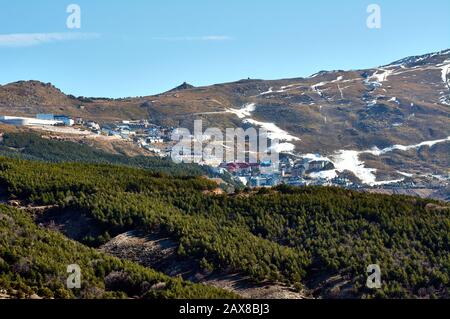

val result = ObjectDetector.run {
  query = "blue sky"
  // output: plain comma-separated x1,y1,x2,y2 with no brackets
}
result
0,0,449,98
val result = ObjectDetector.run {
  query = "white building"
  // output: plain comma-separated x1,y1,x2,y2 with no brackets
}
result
146,137,164,144
36,114,55,121
87,121,101,131
37,114,74,126
0,116,61,126
54,115,74,126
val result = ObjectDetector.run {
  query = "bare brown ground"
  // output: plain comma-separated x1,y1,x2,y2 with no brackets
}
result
99,231,307,299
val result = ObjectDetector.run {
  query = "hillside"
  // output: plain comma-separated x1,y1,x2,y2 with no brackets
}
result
0,157,448,299
0,131,208,176
1,49,449,184
0,81,148,122
1,50,449,147
0,204,236,299
0,131,240,191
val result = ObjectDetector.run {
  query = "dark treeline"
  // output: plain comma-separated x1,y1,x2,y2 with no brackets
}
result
0,132,239,189
0,132,207,177
0,157,448,299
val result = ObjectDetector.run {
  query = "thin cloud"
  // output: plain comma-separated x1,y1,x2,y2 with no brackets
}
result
0,32,101,47
153,35,233,42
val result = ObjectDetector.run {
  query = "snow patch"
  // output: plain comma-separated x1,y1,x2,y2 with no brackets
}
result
301,153,332,162
438,61,450,104
226,103,256,119
243,118,300,142
365,68,394,88
310,76,343,98
439,96,450,106
226,103,300,152
439,60,450,89
304,136,450,186
259,84,301,96
331,150,378,185
259,87,273,96
364,137,450,156
388,97,400,105
397,171,413,178
310,170,338,180
311,82,327,97
337,84,344,99
270,142,296,153
370,69,394,83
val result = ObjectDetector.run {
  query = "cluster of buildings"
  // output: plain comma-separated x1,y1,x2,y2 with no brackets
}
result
218,156,450,191
85,119,174,156
3,113,447,193
216,156,354,188
0,113,174,156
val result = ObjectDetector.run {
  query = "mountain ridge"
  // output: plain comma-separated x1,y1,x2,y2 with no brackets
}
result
1,48,448,99
165,82,195,93
1,49,449,184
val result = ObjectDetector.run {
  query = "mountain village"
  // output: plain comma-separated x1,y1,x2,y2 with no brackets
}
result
1,112,448,195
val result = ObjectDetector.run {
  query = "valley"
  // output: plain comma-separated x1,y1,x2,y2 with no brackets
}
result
0,48,449,300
